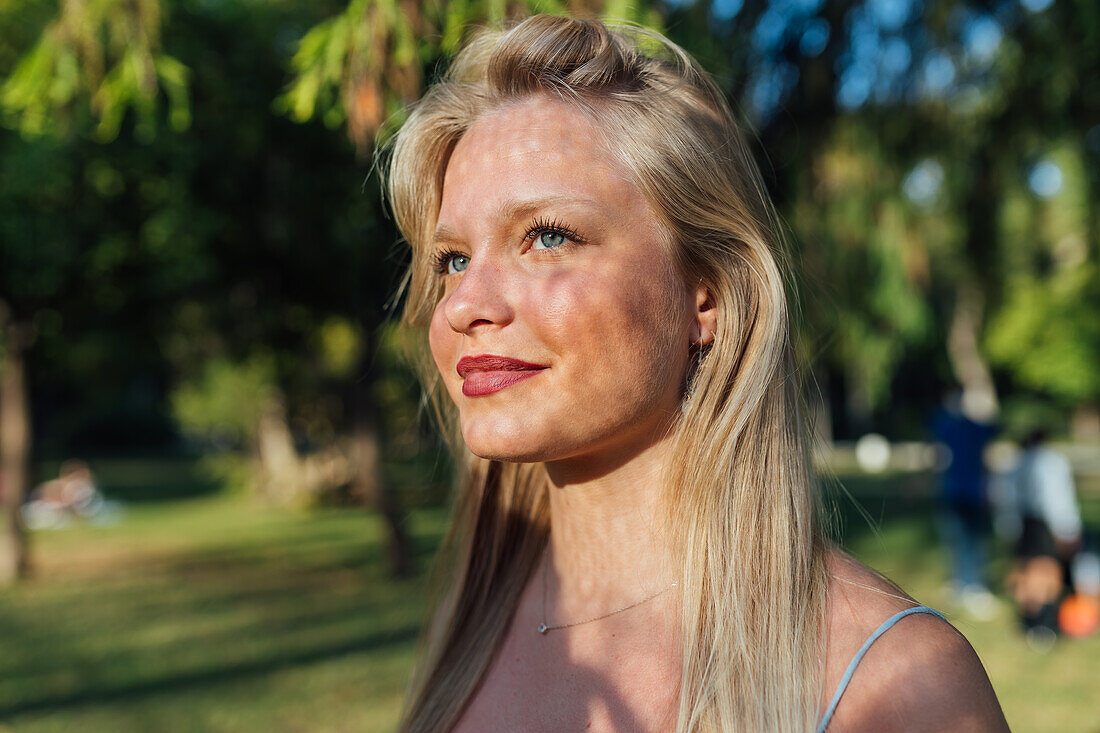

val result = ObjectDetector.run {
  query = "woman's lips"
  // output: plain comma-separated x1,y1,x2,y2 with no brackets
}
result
457,355,548,397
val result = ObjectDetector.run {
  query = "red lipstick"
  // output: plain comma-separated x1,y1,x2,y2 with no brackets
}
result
456,355,548,397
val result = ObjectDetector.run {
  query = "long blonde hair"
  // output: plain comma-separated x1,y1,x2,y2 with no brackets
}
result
386,14,827,732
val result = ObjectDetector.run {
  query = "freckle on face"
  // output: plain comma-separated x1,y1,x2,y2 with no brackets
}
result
428,96,694,465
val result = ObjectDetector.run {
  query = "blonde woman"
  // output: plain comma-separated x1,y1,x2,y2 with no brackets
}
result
386,14,1008,732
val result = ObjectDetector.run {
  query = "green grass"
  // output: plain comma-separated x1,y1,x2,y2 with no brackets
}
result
1,463,1098,732
1,491,445,732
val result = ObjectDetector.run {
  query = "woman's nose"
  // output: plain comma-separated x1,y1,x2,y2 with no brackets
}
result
442,257,515,334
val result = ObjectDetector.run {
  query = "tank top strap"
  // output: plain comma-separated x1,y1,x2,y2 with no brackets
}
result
816,605,948,733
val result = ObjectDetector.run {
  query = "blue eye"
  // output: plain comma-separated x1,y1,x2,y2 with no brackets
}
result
432,249,469,275
524,217,584,251
534,231,566,249
447,254,470,274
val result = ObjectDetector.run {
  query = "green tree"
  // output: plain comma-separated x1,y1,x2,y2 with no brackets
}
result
279,0,662,149
670,0,1098,437
0,0,194,582
1,0,189,140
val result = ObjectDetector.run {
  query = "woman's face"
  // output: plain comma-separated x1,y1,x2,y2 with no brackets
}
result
428,96,700,465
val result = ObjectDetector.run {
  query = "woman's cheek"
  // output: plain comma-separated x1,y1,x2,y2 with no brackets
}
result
428,304,458,388
530,269,599,339
538,286,579,335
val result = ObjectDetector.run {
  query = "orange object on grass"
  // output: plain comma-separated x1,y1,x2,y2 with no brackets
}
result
1058,594,1100,638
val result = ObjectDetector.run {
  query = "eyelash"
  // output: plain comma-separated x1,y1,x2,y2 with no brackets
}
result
431,248,464,275
523,216,586,247
430,216,586,275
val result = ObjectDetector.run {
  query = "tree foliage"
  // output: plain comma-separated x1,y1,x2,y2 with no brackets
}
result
1,0,189,141
0,0,1096,490
277,0,662,149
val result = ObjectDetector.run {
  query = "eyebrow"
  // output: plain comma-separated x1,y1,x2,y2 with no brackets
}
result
431,194,601,246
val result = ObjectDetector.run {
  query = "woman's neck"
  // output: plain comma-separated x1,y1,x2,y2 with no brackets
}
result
542,428,678,619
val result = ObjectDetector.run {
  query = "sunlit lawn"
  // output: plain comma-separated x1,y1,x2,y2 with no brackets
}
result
0,458,445,733
0,460,1097,732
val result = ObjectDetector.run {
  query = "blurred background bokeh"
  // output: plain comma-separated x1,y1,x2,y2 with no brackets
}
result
1,0,1097,730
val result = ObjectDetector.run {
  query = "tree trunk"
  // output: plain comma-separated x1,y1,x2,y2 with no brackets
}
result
0,311,32,585
255,399,303,505
844,365,874,437
350,335,411,578
949,144,999,424
1070,404,1100,443
351,416,411,578
946,283,999,423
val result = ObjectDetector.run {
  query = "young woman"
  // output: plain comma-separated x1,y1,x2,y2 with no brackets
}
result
386,14,1008,732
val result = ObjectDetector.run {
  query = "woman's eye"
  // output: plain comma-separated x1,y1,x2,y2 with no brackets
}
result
432,249,469,276
447,254,470,274
533,230,566,249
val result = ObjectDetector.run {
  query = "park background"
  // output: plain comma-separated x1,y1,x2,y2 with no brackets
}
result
1,0,1098,730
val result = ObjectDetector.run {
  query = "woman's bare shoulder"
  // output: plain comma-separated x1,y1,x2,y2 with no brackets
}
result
821,548,1009,732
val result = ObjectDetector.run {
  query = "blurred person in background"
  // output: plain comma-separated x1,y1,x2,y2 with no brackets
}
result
22,460,118,529
930,387,998,618
1003,429,1084,648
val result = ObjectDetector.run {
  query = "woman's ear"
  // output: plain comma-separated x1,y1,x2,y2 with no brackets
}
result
690,284,717,347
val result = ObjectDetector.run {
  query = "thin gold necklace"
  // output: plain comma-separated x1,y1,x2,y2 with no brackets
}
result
537,550,678,634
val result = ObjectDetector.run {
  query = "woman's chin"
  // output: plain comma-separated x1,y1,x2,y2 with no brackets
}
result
463,436,555,464
460,418,565,464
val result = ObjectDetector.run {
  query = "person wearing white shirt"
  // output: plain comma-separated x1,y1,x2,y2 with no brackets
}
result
1005,430,1083,645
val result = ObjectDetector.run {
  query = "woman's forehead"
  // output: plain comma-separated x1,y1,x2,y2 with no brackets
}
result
437,96,646,224
451,97,625,174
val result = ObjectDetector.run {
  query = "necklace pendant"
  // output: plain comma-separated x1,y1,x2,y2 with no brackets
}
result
537,623,548,634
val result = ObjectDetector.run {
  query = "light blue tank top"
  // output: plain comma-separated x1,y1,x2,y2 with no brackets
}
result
816,605,948,732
